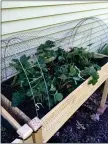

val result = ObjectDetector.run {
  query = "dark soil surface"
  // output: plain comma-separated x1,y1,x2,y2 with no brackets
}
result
1,116,18,143
49,89,108,143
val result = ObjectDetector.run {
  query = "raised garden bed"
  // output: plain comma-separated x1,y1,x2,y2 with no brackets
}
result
1,40,108,143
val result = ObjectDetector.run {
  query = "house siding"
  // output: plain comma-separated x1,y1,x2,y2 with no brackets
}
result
1,1,108,81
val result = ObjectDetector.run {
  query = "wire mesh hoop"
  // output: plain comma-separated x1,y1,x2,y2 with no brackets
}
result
6,37,53,117
64,17,108,51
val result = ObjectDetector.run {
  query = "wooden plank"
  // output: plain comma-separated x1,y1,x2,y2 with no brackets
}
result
32,128,43,143
2,107,34,143
16,124,33,142
1,94,31,123
23,135,33,143
11,135,33,143
12,138,23,143
100,78,108,108
28,117,42,143
1,107,33,143
42,63,108,143
1,106,21,130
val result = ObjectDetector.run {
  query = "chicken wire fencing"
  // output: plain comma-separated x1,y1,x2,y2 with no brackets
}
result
1,17,108,116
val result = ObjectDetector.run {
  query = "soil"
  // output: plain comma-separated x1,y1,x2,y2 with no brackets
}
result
49,89,108,143
1,116,18,143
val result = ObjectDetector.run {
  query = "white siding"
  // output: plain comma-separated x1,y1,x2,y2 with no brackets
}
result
1,1,108,81
2,1,108,36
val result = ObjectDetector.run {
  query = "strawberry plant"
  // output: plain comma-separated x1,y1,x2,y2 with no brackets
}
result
10,40,101,108
83,64,101,85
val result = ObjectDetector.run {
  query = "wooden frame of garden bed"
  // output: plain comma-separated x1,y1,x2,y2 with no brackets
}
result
1,107,33,143
41,62,108,143
1,54,108,143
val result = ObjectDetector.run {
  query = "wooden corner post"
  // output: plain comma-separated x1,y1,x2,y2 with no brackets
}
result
100,79,108,108
17,124,33,143
28,117,43,143
97,79,108,114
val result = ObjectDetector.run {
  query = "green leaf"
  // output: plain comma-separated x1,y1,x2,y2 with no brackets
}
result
19,75,28,86
50,84,56,91
93,64,101,71
88,78,98,85
70,65,77,76
12,91,25,107
86,66,99,85
38,56,45,64
27,89,32,97
59,74,67,81
37,82,47,94
45,40,55,48
54,92,63,102
73,77,80,81
58,56,63,61
27,89,41,99
60,65,68,74
20,55,29,63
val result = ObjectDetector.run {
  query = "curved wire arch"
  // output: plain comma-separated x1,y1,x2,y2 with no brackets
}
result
6,36,55,115
7,37,39,117
66,17,108,51
1,40,8,80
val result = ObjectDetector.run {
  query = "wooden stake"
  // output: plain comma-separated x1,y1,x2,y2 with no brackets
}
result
12,138,23,143
32,128,42,143
28,117,42,143
1,106,21,130
1,94,31,123
100,79,108,108
2,107,33,143
23,136,33,143
17,124,33,141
